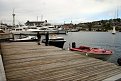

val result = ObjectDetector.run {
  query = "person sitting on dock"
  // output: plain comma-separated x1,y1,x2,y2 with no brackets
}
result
37,32,41,45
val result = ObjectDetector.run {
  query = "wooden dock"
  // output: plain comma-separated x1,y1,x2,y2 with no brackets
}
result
1,42,121,81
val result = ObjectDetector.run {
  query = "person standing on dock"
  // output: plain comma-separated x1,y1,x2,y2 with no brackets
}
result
45,32,49,46
12,33,14,40
37,32,41,45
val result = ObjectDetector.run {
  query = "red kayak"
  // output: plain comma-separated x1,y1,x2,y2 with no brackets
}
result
70,46,112,60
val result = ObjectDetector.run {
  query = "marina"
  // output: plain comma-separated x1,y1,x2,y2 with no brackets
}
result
1,31,121,64
0,1,121,80
0,42,121,81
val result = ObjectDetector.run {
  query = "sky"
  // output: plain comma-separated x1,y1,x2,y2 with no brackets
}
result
0,0,121,25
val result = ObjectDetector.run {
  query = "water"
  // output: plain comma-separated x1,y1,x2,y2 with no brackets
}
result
58,31,121,65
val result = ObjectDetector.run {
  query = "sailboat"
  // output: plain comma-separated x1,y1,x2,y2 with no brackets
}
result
112,8,119,35
112,26,116,34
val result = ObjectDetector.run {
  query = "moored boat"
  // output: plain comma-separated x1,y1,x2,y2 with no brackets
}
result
10,26,41,35
9,35,37,42
70,46,112,60
112,26,116,34
42,35,66,48
0,29,5,33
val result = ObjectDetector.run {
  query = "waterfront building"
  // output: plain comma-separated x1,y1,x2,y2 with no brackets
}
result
25,20,51,27
63,23,74,30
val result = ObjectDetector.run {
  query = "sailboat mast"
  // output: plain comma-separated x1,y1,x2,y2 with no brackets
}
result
116,8,118,19
37,16,38,21
12,9,15,27
41,15,43,21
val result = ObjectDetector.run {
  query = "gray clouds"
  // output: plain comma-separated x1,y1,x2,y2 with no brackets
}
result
0,0,121,24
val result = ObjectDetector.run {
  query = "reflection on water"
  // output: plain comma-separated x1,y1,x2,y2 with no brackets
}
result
58,32,121,64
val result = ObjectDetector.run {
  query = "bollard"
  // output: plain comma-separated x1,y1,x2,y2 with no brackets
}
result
117,58,121,66
72,42,76,48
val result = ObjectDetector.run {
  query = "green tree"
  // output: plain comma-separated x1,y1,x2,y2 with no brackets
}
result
87,22,93,31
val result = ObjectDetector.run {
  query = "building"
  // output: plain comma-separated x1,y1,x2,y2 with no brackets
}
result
25,20,51,27
63,23,74,30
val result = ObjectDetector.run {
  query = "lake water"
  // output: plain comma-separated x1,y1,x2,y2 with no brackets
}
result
58,31,121,65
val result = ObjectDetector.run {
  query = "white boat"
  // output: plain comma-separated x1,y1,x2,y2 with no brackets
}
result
0,24,10,33
10,26,41,35
57,27,67,34
0,29,5,33
9,35,37,42
10,25,58,35
112,26,116,34
39,25,58,34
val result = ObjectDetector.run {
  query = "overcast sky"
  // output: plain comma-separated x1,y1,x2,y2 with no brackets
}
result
0,0,121,25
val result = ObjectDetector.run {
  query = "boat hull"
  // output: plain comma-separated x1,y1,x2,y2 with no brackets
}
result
112,33,116,34
9,36,37,42
42,39,66,48
86,53,112,61
10,39,37,42
57,30,67,34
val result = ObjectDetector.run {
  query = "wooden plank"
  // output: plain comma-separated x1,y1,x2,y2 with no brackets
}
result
6,59,100,80
3,50,73,59
5,57,93,73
